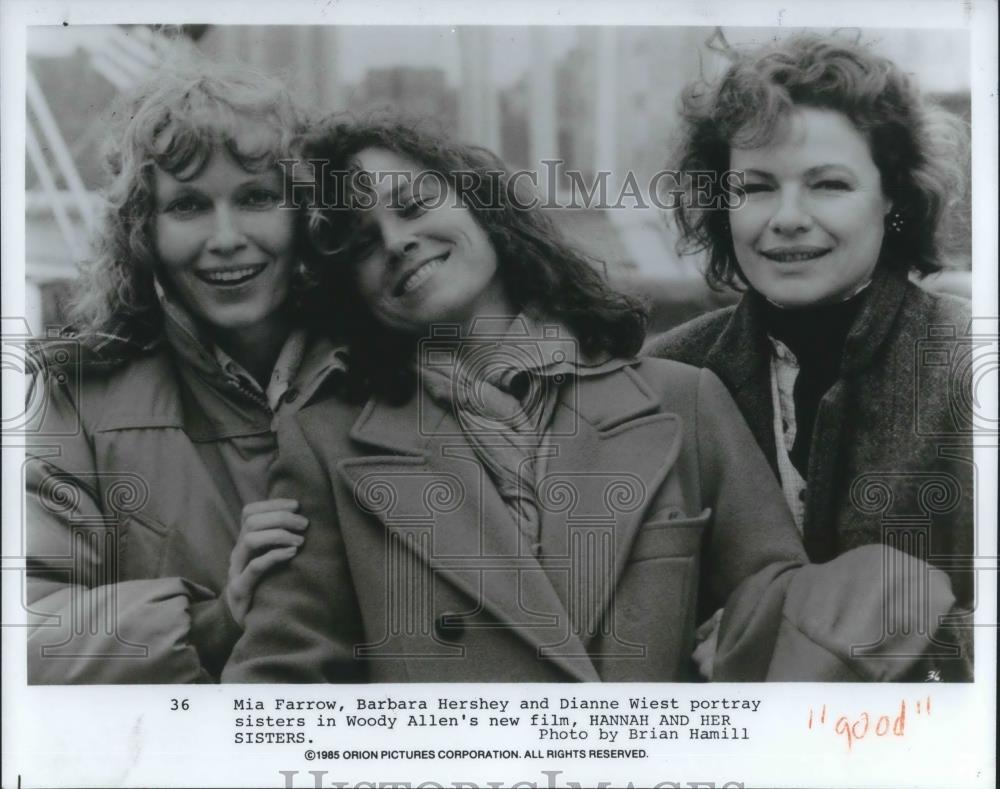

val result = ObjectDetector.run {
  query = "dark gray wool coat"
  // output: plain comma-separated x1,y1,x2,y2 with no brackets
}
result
646,263,975,674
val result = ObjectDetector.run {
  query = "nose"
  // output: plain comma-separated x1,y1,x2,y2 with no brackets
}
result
206,204,249,256
767,188,813,235
380,216,419,262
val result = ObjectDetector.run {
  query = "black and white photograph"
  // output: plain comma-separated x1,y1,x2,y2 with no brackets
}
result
2,1,996,787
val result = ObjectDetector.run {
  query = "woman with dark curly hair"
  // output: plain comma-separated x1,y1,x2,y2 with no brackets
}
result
300,121,648,404
224,119,959,683
25,57,350,683
646,33,973,678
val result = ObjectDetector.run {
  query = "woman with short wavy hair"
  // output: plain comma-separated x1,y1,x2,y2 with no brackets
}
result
647,33,973,679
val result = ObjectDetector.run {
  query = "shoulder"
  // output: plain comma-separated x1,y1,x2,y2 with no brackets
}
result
28,320,164,387
293,391,364,447
629,356,705,390
627,357,730,417
895,279,972,340
642,305,738,366
27,332,175,430
914,283,971,324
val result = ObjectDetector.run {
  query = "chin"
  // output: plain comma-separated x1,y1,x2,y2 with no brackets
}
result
756,283,830,309
208,308,277,334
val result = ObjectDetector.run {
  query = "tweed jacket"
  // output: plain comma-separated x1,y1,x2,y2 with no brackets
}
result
224,355,956,683
646,265,975,670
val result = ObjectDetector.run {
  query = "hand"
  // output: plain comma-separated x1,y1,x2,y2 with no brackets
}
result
225,498,308,627
692,608,724,680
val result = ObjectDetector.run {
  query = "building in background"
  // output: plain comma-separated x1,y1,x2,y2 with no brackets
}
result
347,66,458,131
24,24,972,334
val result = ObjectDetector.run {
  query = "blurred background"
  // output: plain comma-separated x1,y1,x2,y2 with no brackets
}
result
24,24,972,336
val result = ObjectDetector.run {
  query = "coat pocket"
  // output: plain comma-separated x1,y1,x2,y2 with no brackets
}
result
591,509,712,679
628,507,712,563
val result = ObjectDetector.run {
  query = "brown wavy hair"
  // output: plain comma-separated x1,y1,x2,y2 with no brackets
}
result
670,32,970,290
298,117,648,401
67,52,310,338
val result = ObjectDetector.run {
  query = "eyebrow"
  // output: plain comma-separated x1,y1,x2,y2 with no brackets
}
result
375,176,415,205
742,164,856,179
155,175,280,196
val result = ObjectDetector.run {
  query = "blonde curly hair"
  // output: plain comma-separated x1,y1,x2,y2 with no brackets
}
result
68,52,309,335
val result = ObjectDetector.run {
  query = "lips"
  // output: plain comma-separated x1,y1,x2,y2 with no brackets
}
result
393,252,450,297
194,264,268,287
759,246,831,263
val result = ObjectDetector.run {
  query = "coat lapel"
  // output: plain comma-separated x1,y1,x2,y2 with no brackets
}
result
802,266,910,559
539,363,684,652
335,390,600,681
704,295,779,475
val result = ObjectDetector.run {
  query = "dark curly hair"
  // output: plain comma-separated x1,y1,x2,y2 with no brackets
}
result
671,32,969,290
298,117,648,401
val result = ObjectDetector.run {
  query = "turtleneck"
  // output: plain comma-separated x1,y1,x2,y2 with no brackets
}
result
759,287,869,476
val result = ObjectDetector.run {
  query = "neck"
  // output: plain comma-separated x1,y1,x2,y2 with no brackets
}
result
449,281,519,342
759,285,868,366
213,314,292,387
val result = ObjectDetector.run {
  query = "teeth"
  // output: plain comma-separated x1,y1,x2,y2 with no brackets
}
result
199,265,265,284
400,257,447,294
766,251,827,262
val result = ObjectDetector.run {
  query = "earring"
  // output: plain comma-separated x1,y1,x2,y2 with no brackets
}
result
887,211,905,233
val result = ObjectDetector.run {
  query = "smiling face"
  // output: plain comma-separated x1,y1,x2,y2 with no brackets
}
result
345,147,510,334
729,107,893,308
153,148,295,340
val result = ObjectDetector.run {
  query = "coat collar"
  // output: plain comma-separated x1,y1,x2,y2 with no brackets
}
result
48,315,347,440
708,263,910,382
702,264,911,471
336,357,680,681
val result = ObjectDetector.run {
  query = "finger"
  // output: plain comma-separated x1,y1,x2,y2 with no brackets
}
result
695,617,718,642
242,498,300,517
692,640,716,680
240,545,299,587
695,608,724,641
229,541,251,577
242,511,309,533
241,527,306,554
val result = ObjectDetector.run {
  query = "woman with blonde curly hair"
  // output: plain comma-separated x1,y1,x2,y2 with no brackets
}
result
26,56,350,683
647,33,973,679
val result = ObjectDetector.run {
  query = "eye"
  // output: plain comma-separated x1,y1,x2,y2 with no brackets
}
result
241,189,280,209
399,196,431,219
814,179,851,191
163,195,208,216
742,183,773,195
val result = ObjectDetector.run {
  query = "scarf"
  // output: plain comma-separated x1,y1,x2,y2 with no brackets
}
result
418,315,622,553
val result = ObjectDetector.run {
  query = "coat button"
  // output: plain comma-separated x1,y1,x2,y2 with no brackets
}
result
434,613,466,640
284,388,299,404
